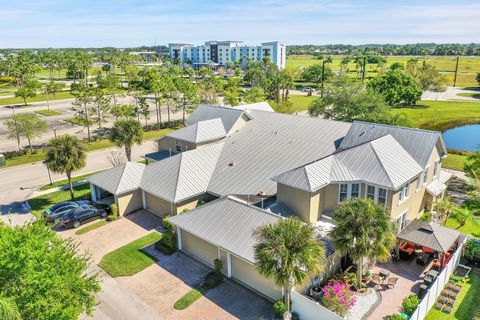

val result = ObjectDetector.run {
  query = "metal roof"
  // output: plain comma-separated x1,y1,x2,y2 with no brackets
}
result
87,162,145,195
233,102,275,113
167,118,226,144
426,179,447,197
439,170,453,184
207,111,351,196
273,135,423,191
340,121,446,168
397,219,461,253
168,196,281,263
140,143,224,202
187,105,250,134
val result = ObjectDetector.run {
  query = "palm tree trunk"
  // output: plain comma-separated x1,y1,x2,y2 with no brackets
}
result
155,96,160,129
67,172,74,200
84,103,91,142
284,285,291,313
45,90,50,112
357,258,363,288
125,145,132,162
167,104,171,122
182,101,186,124
27,136,33,152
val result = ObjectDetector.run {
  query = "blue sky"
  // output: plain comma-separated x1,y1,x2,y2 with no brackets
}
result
0,0,479,48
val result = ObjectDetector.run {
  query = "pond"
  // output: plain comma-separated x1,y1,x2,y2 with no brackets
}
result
442,124,480,151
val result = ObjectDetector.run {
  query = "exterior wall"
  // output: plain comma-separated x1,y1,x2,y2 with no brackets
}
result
231,255,282,300
157,136,197,153
319,184,341,213
117,189,143,216
144,192,173,217
181,230,218,267
175,199,199,214
229,113,250,133
277,183,312,222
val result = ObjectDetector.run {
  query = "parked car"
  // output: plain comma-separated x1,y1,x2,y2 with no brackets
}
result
61,204,108,229
91,201,112,214
42,200,90,224
302,86,315,93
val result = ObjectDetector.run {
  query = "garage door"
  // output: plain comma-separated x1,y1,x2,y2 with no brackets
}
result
231,255,281,300
117,190,143,216
144,192,172,217
181,230,218,267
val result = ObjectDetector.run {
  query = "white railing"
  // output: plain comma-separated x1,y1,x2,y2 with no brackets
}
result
409,239,466,320
292,290,345,320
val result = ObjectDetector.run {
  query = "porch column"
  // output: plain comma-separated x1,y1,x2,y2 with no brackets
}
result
176,226,182,250
142,190,147,209
90,185,97,202
227,252,232,278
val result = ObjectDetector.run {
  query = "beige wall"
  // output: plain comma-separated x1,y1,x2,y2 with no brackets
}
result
181,230,218,267
157,136,197,153
116,189,143,216
229,113,250,133
231,255,282,300
144,192,173,217
175,199,199,213
277,183,312,222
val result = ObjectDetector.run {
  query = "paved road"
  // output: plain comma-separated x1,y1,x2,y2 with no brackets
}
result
0,140,158,211
421,86,480,101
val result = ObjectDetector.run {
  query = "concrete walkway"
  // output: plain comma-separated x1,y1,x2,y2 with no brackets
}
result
421,87,480,102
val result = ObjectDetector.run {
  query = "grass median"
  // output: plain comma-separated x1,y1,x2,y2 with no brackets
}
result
35,109,62,116
75,220,107,235
0,91,73,106
174,287,206,310
99,232,162,277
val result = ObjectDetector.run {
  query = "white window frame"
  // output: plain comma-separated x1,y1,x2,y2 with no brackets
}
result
377,188,387,206
366,185,375,201
351,183,360,198
396,211,408,231
365,184,388,207
433,160,440,178
398,183,410,204
423,166,429,185
416,176,421,192
338,183,361,203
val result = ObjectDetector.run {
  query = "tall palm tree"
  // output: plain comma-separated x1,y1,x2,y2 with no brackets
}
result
109,119,143,161
254,217,325,313
0,297,20,320
44,135,86,200
452,207,479,228
331,198,396,288
434,196,456,223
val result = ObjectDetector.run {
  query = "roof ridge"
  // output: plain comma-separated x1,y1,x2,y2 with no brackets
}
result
226,195,284,219
368,140,396,189
114,163,128,194
353,121,442,135
201,104,245,113
172,152,185,203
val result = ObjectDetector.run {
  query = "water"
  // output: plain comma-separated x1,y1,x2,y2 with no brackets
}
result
442,124,480,151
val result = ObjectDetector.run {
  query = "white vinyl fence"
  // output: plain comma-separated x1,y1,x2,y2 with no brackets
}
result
292,290,345,320
409,239,466,320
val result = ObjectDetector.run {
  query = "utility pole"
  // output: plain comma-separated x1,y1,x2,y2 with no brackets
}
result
362,56,367,83
453,56,460,87
321,59,325,98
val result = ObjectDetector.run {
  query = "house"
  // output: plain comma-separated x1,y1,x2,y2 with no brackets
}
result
87,102,451,301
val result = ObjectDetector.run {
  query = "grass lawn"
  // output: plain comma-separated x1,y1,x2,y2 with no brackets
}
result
288,94,316,113
424,271,480,320
35,109,62,116
99,232,162,277
4,152,45,168
444,217,480,238
75,220,107,235
443,154,468,171
39,172,95,190
174,287,206,310
389,100,480,132
28,184,91,218
66,117,93,126
0,91,73,106
457,92,480,99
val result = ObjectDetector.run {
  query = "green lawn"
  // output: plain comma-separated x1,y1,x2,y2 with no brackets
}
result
457,92,480,99
288,94,316,113
0,91,73,106
35,109,62,116
66,117,93,126
389,100,480,132
3,152,45,168
174,288,206,310
444,217,480,238
99,232,162,277
443,154,468,171
75,220,107,235
39,172,95,190
28,184,91,218
424,272,480,320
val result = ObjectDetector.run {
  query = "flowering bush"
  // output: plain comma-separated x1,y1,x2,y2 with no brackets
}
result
320,281,356,316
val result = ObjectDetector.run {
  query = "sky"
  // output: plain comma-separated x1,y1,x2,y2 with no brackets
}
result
0,0,479,48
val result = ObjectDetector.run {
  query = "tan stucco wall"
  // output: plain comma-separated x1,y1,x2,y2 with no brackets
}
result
277,183,312,222
181,230,218,267
231,255,282,300
157,136,197,152
144,192,173,217
117,189,143,216
320,184,340,213
229,113,250,133
175,199,199,214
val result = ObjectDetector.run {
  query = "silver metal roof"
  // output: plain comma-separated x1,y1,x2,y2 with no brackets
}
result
187,105,249,134
87,162,145,195
166,118,226,144
426,179,447,197
206,111,351,196
168,196,281,263
273,135,423,191
439,170,453,184
140,143,224,202
233,102,275,113
397,219,460,253
340,121,446,168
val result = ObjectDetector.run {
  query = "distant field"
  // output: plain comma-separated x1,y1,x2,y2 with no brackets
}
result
286,55,480,88
0,91,73,106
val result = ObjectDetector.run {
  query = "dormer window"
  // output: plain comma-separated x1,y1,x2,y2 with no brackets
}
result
399,183,410,204
433,160,439,177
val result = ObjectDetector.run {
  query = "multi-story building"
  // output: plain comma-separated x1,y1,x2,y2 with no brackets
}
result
168,41,286,69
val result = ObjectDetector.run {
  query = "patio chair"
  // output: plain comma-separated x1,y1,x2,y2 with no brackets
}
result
443,305,453,314
386,277,398,288
454,284,462,292
445,297,455,306
437,296,446,304
435,301,444,310
371,274,383,289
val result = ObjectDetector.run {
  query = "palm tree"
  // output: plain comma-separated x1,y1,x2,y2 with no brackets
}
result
0,297,20,320
331,198,396,288
109,119,143,161
434,197,456,223
44,135,86,200
452,207,479,228
254,217,325,313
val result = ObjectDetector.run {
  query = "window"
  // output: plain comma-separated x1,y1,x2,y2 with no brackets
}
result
433,160,439,177
175,139,181,152
416,177,421,191
366,185,375,200
404,183,410,198
351,183,360,198
399,183,410,203
378,188,387,206
396,211,407,231
339,184,348,202
423,166,429,185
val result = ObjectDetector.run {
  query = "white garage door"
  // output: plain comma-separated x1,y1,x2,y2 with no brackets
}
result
181,230,218,267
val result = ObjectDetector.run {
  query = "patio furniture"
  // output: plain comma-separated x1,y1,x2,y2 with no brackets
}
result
386,277,398,288
379,268,390,280
371,274,382,289
418,284,429,299
445,297,455,306
422,246,435,256
416,252,430,266
443,305,453,314
435,301,444,310
424,269,439,285
399,242,415,260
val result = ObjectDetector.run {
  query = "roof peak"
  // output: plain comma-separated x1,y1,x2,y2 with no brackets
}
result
353,121,441,135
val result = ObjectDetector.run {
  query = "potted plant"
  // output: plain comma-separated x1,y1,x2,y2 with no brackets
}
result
363,270,372,283
310,284,324,301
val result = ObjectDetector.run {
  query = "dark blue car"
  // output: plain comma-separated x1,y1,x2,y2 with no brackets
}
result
42,200,90,224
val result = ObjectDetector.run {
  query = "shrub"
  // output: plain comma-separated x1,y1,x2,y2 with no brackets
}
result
107,204,119,221
387,314,404,320
420,212,432,221
320,281,356,317
464,238,480,267
162,214,174,232
450,274,462,283
402,294,419,315
155,232,176,255
2,148,35,159
273,299,286,319
214,258,223,274
143,120,182,132
203,270,223,290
